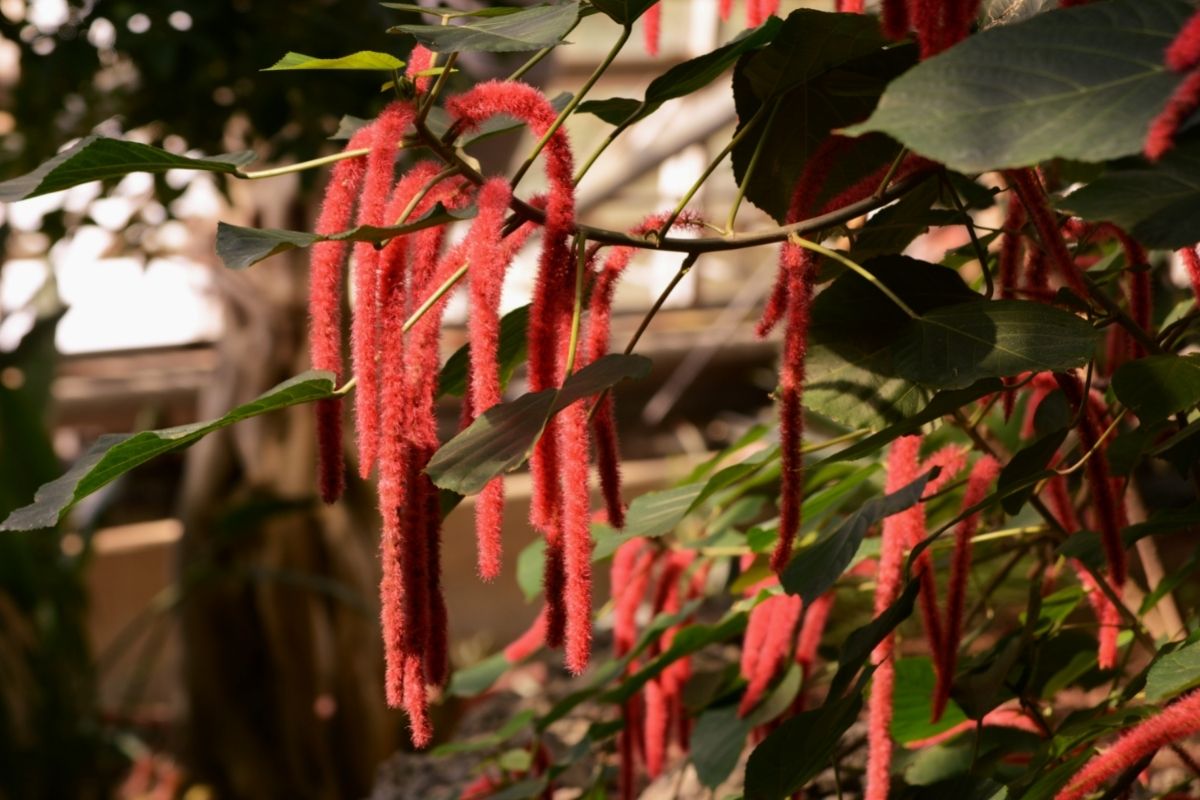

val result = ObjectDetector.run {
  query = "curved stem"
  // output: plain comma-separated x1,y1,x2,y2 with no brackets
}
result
510,25,632,190
574,119,629,185
725,99,781,233
940,170,994,298
242,149,371,180
624,253,701,354
787,233,919,318
563,232,588,378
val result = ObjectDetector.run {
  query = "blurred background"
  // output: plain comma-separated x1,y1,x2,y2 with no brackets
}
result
0,0,975,798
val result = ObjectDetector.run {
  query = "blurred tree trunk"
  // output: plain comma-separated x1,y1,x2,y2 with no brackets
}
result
175,182,393,798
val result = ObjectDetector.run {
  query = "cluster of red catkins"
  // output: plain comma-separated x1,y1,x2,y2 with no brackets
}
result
307,51,700,745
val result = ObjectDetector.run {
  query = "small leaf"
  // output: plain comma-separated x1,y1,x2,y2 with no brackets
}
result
446,651,510,698
1,371,337,531
1145,640,1200,701
263,51,406,71
691,705,753,789
998,428,1068,515
516,539,545,602
829,580,920,698
577,19,782,128
216,204,473,270
1112,354,1200,423
590,0,657,25
0,135,255,202
893,300,1099,389
426,354,652,495
781,469,935,603
390,2,580,53
622,484,706,538
846,0,1196,172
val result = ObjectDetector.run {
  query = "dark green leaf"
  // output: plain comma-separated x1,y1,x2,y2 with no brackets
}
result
389,2,579,52
578,19,782,127
430,709,536,754
439,305,529,398
691,705,753,789
1,371,338,532
846,0,1196,171
890,658,968,745
731,9,912,222
604,613,747,703
620,483,706,538
781,469,934,603
426,354,652,495
894,300,1099,389
0,135,255,202
263,51,406,71
1146,640,1200,701
1112,354,1200,423
590,0,657,25
850,177,952,261
744,691,862,800
999,428,1068,514
215,203,472,270
1056,137,1200,250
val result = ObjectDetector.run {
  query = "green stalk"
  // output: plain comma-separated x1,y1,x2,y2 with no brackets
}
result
562,232,589,378
725,99,781,233
787,234,918,319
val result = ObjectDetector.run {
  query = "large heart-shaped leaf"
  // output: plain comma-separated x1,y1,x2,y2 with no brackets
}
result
389,1,579,52
846,0,1196,172
578,19,782,127
425,354,651,495
730,9,913,222
0,135,255,202
893,300,1099,389
215,203,473,269
263,51,406,71
0,372,339,532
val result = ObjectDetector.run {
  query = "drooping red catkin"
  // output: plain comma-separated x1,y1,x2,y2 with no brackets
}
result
933,455,1001,723
867,435,924,800
614,542,656,656
643,677,669,778
559,399,595,674
403,653,433,748
1004,169,1089,297
1145,69,1200,161
585,213,703,529
406,45,435,93
643,2,661,56
837,0,865,12
309,126,373,502
907,706,1043,749
1054,373,1128,587
922,445,968,495
1167,10,1200,71
447,87,578,637
911,446,967,672
1090,223,1152,361
352,101,413,480
739,594,804,717
746,0,763,27
718,0,732,21
759,0,780,20
999,189,1027,299
467,178,517,581
1179,246,1200,303
504,609,548,663
882,0,909,40
1055,690,1200,800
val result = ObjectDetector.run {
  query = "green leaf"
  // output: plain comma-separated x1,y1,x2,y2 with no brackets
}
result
998,428,1068,515
1112,354,1200,423
446,651,510,697
850,177,955,261
577,19,782,128
893,300,1099,389
622,484,705,538
215,204,473,270
0,135,255,202
846,0,1196,172
430,709,536,755
890,658,968,745
781,469,934,603
426,354,651,495
1055,138,1200,249
389,2,579,53
691,705,753,789
731,10,913,222
590,0,657,25
744,691,862,800
603,613,747,703
263,51,406,71
439,305,530,398
515,539,545,603
828,579,920,698
806,255,981,429
0,371,338,532
1146,640,1200,701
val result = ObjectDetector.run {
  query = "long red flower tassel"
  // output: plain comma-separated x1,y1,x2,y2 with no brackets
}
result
867,435,923,800
837,0,865,12
1055,690,1200,800
643,2,661,56
933,455,1000,722
1004,169,1089,298
309,126,373,503
1179,246,1200,303
352,101,413,479
1146,10,1200,161
739,594,804,716
999,186,1027,299
467,178,518,581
